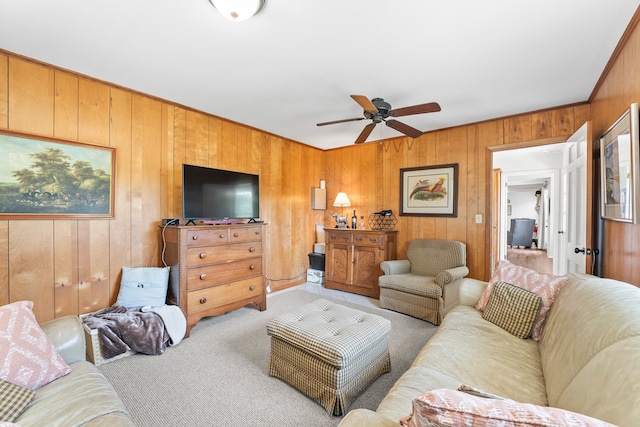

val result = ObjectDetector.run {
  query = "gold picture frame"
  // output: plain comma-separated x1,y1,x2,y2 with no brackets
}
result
0,130,115,219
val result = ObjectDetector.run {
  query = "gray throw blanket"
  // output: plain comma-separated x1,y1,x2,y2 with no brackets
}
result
83,306,169,359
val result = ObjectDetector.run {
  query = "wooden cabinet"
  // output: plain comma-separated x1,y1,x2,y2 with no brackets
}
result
162,224,266,336
324,229,397,299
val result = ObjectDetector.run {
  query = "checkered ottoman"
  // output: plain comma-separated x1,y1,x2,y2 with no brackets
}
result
266,299,391,415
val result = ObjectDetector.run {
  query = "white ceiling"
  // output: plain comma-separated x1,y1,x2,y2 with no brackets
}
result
0,1,638,150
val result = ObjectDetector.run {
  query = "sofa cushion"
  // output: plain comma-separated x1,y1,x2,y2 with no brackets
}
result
476,260,567,340
399,389,615,427
0,301,71,390
0,379,35,422
482,280,541,338
378,274,441,298
116,266,170,308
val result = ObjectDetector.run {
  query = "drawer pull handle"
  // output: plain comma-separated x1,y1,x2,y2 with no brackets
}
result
255,231,260,235
342,236,349,241
370,238,378,243
199,273,207,280
355,237,363,242
199,253,206,259
249,247,255,252
219,234,225,239
199,297,207,304
192,235,198,240
249,265,256,270
233,233,239,237
249,285,255,291
330,235,337,240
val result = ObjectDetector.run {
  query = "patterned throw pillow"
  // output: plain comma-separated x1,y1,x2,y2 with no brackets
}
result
476,260,568,340
400,389,616,427
482,281,542,338
0,379,35,422
0,301,71,390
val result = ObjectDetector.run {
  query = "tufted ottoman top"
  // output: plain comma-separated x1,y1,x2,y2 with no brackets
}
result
266,299,391,368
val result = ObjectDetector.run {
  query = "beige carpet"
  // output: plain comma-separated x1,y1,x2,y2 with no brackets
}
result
98,289,437,427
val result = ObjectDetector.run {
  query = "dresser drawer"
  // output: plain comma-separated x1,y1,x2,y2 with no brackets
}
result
354,234,385,247
186,228,229,247
328,233,353,244
187,257,262,290
186,242,262,266
229,227,263,243
187,277,262,316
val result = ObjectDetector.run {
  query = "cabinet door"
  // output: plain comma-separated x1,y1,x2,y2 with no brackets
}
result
327,243,351,285
353,245,381,290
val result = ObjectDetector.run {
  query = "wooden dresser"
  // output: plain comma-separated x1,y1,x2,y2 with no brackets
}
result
162,224,266,336
324,228,397,299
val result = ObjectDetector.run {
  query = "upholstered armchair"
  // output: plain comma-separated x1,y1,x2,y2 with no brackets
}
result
378,239,468,325
507,218,535,248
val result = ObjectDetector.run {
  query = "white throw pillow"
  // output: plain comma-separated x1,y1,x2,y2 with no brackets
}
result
115,266,170,308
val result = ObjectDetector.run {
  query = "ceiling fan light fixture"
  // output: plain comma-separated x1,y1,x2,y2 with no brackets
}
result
209,0,265,21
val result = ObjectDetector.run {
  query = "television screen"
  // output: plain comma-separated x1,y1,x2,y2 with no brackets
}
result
182,164,260,220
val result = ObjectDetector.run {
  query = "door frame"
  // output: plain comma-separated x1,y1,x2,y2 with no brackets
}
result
487,136,581,276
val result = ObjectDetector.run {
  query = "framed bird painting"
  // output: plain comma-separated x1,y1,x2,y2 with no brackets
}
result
400,163,458,217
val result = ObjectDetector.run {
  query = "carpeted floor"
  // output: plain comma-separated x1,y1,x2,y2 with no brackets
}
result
99,289,437,427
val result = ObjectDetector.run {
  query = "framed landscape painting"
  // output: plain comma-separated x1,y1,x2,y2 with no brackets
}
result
400,163,458,217
600,103,639,223
0,130,115,219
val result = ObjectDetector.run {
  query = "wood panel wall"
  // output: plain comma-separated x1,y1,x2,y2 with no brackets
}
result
590,11,640,285
0,51,325,322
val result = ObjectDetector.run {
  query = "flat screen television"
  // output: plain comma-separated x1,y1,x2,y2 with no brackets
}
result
182,164,260,221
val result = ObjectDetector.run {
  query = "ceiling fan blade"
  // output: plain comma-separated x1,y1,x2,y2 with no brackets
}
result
355,123,377,144
351,95,378,113
389,102,441,117
386,119,423,138
316,117,365,126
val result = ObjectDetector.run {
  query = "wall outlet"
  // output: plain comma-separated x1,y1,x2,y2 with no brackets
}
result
475,214,482,224
162,218,179,226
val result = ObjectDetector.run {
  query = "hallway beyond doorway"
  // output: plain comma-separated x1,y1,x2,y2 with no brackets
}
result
507,247,553,274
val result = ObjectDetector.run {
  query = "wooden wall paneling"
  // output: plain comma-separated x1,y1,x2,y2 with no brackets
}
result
447,126,469,244
434,130,449,241
187,110,209,167
78,78,109,145
131,95,162,267
504,114,532,144
382,138,406,254
532,110,553,140
108,88,133,303
235,125,248,172
465,124,481,278
288,142,306,270
207,116,222,169
574,104,591,130
0,222,7,306
77,220,109,314
323,149,338,226
357,143,377,223
0,53,7,128
53,220,78,317
9,221,54,322
160,104,175,218
53,71,79,140
8,58,54,135
248,129,263,175
220,120,238,171
172,108,186,218
551,107,574,136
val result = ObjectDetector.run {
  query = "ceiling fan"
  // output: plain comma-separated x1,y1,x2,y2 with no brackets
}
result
316,95,441,144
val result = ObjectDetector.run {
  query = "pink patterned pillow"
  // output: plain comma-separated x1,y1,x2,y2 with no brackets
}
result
0,301,71,390
475,261,567,341
400,389,615,427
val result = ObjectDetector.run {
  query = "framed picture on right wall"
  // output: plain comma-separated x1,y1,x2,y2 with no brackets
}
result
600,102,640,223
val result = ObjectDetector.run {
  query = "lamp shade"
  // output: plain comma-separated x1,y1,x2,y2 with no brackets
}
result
333,192,351,207
209,0,265,21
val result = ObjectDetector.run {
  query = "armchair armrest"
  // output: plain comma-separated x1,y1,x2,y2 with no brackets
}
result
40,315,86,365
435,265,470,287
380,259,411,275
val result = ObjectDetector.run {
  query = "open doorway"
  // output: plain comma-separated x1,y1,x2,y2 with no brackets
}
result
494,144,569,274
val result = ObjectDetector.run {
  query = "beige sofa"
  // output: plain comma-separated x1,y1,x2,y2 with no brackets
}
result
14,315,134,427
339,273,640,427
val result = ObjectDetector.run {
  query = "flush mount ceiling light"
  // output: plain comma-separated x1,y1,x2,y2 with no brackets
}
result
209,0,265,21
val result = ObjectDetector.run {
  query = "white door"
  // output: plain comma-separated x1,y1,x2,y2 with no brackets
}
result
559,123,589,274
